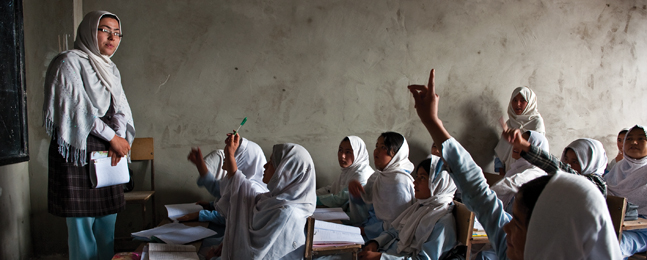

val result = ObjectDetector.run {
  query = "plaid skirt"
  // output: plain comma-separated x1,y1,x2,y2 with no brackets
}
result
48,134,125,217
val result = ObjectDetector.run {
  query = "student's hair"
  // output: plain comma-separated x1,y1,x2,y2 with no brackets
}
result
414,158,432,179
341,137,350,143
517,175,553,223
619,129,629,136
380,132,404,157
101,14,119,22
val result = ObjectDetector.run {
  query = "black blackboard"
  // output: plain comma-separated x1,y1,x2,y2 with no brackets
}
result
0,0,29,166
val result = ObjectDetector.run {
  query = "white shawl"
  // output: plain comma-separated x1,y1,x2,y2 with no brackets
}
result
561,138,608,176
525,173,622,259
492,130,549,207
43,10,134,166
605,125,647,215
494,87,545,172
362,137,415,230
219,143,316,260
319,136,374,195
389,163,456,254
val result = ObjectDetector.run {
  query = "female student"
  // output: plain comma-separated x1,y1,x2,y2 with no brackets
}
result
494,87,545,174
605,125,647,257
192,134,316,259
349,132,415,240
561,138,608,176
408,69,621,259
43,11,135,260
607,128,629,172
316,136,374,225
179,137,267,224
490,130,549,211
359,158,457,260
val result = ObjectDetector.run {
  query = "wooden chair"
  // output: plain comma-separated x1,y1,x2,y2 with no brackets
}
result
304,216,362,260
482,172,504,187
606,195,627,241
125,137,156,230
453,200,475,259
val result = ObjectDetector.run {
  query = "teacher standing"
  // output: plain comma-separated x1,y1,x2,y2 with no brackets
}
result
43,10,135,260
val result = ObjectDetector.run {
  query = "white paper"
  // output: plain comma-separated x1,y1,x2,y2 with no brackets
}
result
154,226,217,244
132,222,187,240
313,208,350,221
132,223,217,245
148,243,198,260
90,151,129,188
473,219,484,231
313,220,364,245
165,203,204,221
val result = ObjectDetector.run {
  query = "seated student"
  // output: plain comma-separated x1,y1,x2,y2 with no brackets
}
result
605,125,647,258
349,132,415,240
494,87,546,175
607,128,629,172
194,134,315,260
316,136,374,225
490,130,549,212
179,137,267,224
408,69,621,259
504,133,608,196
359,158,457,260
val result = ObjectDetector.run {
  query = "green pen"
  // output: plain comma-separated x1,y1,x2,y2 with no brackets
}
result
232,117,247,135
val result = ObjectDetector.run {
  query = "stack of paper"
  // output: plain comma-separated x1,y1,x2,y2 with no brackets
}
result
147,243,199,260
132,222,217,245
313,208,350,221
313,220,364,246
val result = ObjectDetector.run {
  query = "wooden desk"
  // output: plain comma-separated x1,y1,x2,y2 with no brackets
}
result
135,220,209,253
624,219,647,231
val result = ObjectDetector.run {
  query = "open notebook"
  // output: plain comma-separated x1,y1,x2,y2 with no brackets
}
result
313,220,364,246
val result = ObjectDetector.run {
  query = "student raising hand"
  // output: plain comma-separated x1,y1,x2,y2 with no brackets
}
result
407,69,451,145
187,147,208,177
223,133,240,177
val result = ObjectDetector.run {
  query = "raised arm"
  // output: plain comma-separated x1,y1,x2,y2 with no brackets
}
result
223,133,240,178
187,147,209,177
407,69,452,146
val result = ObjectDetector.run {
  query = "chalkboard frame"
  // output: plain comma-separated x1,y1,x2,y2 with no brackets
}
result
0,0,29,166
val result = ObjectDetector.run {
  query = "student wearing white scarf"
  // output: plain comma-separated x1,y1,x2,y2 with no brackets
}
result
561,138,608,176
605,125,647,257
349,132,415,240
491,130,549,211
201,134,315,260
359,158,457,260
43,11,135,260
179,137,268,224
316,136,374,225
607,128,629,172
494,87,545,174
408,68,621,260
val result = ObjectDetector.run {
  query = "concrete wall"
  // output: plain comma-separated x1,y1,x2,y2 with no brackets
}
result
22,0,647,256
0,162,31,259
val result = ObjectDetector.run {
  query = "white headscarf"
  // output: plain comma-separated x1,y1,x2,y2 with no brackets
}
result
43,10,134,166
561,138,608,176
363,134,415,229
390,160,456,255
235,138,268,188
327,136,374,194
495,87,545,172
492,131,549,207
202,149,226,198
504,130,550,178
525,173,622,259
605,125,647,215
506,87,545,134
219,143,316,259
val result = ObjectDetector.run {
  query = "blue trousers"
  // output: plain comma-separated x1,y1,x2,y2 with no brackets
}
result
621,228,647,259
66,214,117,260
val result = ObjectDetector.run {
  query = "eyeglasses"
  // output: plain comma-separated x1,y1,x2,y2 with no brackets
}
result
98,28,123,38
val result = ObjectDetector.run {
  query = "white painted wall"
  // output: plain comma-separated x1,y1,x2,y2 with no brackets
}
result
0,162,31,259
21,0,647,256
